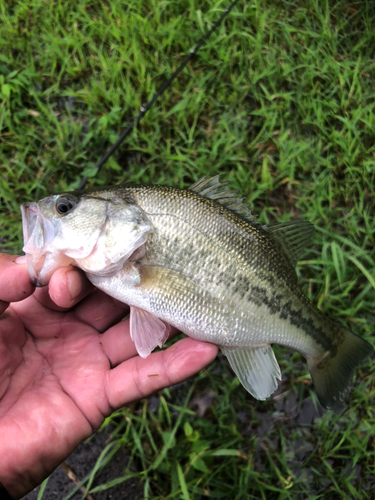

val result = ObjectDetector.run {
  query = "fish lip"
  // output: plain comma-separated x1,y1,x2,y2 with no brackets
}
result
27,254,50,287
21,202,40,251
32,278,49,287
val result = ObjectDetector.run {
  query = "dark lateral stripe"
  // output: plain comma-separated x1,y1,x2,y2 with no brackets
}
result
245,285,332,351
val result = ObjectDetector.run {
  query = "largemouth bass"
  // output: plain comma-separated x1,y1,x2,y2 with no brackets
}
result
20,176,373,408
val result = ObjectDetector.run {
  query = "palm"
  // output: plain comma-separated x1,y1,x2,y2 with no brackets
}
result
0,256,217,498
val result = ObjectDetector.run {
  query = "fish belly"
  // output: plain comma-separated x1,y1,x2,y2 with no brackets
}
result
87,252,324,361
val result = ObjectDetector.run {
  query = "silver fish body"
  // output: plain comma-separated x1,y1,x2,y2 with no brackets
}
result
21,177,373,408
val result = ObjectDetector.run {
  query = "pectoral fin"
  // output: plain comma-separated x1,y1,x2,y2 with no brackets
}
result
221,345,281,400
130,306,171,358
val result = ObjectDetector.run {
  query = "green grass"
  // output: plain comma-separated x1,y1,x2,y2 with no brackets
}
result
1,0,375,498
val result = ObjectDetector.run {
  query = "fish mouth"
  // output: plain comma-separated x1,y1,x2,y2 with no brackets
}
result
26,255,49,287
21,202,53,287
21,202,39,247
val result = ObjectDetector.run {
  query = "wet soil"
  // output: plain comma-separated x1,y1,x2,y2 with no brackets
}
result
23,427,143,500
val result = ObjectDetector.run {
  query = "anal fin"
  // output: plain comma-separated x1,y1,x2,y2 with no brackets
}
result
130,306,171,358
221,345,281,400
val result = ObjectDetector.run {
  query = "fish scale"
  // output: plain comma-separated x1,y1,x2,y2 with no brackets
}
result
129,186,323,347
21,177,373,408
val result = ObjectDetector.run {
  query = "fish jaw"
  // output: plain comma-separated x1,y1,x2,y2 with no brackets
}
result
24,252,74,287
21,202,44,254
21,201,73,286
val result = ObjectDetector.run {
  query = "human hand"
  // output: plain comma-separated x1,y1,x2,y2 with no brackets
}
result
0,254,218,499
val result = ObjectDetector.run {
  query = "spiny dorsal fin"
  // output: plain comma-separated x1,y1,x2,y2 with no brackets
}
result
189,177,313,265
263,220,315,267
189,176,255,220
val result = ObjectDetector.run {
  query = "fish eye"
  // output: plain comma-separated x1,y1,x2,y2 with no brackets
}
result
55,196,76,215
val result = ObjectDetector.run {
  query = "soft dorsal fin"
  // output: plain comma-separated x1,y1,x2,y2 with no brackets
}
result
263,220,315,267
189,176,255,220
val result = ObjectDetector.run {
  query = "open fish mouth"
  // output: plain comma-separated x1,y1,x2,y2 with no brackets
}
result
21,202,40,248
21,202,57,287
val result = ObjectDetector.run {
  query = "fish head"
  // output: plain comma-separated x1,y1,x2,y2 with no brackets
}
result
21,189,152,286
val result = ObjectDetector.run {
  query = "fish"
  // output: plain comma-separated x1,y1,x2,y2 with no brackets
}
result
20,176,373,408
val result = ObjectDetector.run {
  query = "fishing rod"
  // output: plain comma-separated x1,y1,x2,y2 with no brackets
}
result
77,0,241,190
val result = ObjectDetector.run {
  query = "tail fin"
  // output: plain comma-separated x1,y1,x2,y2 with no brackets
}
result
308,324,373,409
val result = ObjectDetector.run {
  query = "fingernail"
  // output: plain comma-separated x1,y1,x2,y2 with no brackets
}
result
15,255,27,264
67,271,83,300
